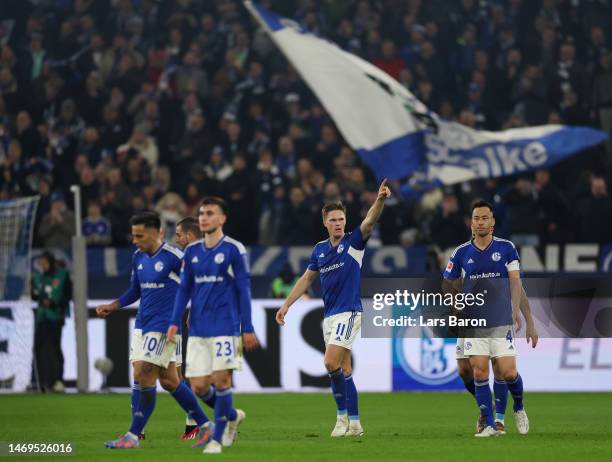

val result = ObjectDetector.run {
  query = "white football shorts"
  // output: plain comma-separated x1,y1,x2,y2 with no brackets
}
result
462,327,517,358
129,328,176,368
185,336,243,378
323,311,361,350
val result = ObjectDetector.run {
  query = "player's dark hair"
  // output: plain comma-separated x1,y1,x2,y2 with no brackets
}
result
177,216,202,237
471,200,494,214
322,201,346,219
200,196,228,215
130,211,161,229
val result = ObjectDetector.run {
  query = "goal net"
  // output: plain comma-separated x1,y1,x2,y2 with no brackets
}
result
0,196,39,392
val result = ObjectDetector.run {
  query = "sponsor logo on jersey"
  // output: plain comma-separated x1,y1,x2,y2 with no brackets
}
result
492,252,501,262
140,282,165,289
154,261,164,272
137,264,143,270
469,272,501,280
319,253,325,258
191,256,199,263
320,262,345,274
195,275,224,283
467,258,474,264
214,253,225,264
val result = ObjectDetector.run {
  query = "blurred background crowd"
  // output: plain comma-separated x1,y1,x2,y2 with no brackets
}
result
1,0,611,251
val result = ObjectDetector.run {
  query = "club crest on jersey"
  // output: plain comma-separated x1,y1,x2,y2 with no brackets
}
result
337,244,344,254
492,252,501,262
214,253,225,264
154,261,164,272
446,261,453,272
465,341,472,350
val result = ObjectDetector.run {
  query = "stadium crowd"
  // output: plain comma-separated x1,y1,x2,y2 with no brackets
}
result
0,0,611,251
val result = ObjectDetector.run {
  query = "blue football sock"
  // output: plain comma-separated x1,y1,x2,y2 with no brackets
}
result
474,379,495,428
506,373,524,411
171,381,209,427
345,374,359,421
462,377,476,396
129,386,156,436
200,385,217,409
213,388,233,443
328,368,347,415
493,378,508,421
131,381,140,419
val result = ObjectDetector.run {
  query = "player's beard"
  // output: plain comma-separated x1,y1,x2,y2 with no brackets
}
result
203,226,218,235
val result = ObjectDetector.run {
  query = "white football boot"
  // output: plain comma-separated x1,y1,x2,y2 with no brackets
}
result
330,414,349,437
222,409,246,447
474,426,500,437
514,409,529,434
203,440,223,454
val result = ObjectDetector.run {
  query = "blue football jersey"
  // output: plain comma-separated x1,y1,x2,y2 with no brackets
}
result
443,237,520,327
308,227,367,318
171,236,254,337
118,243,183,334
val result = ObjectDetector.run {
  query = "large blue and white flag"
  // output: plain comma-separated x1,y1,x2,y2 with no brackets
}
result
244,2,608,186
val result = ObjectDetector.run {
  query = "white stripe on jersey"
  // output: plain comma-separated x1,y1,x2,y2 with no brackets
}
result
163,243,184,259
493,237,518,250
185,239,204,250
347,246,365,268
169,271,181,283
451,241,471,258
224,236,247,255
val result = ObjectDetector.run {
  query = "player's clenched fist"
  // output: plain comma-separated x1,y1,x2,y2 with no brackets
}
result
378,179,391,200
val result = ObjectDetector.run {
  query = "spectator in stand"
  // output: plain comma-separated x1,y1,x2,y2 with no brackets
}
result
578,176,612,243
82,200,112,246
429,193,468,250
505,177,541,246
38,193,75,249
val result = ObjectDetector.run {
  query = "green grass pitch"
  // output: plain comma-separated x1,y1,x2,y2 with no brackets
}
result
1,393,611,461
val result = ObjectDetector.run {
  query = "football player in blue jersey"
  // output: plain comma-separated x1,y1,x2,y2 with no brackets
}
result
174,216,205,439
446,273,537,435
443,200,534,437
168,197,259,454
96,211,213,449
276,179,391,438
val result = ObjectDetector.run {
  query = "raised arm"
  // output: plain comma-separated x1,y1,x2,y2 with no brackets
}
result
359,179,391,239
275,269,318,326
